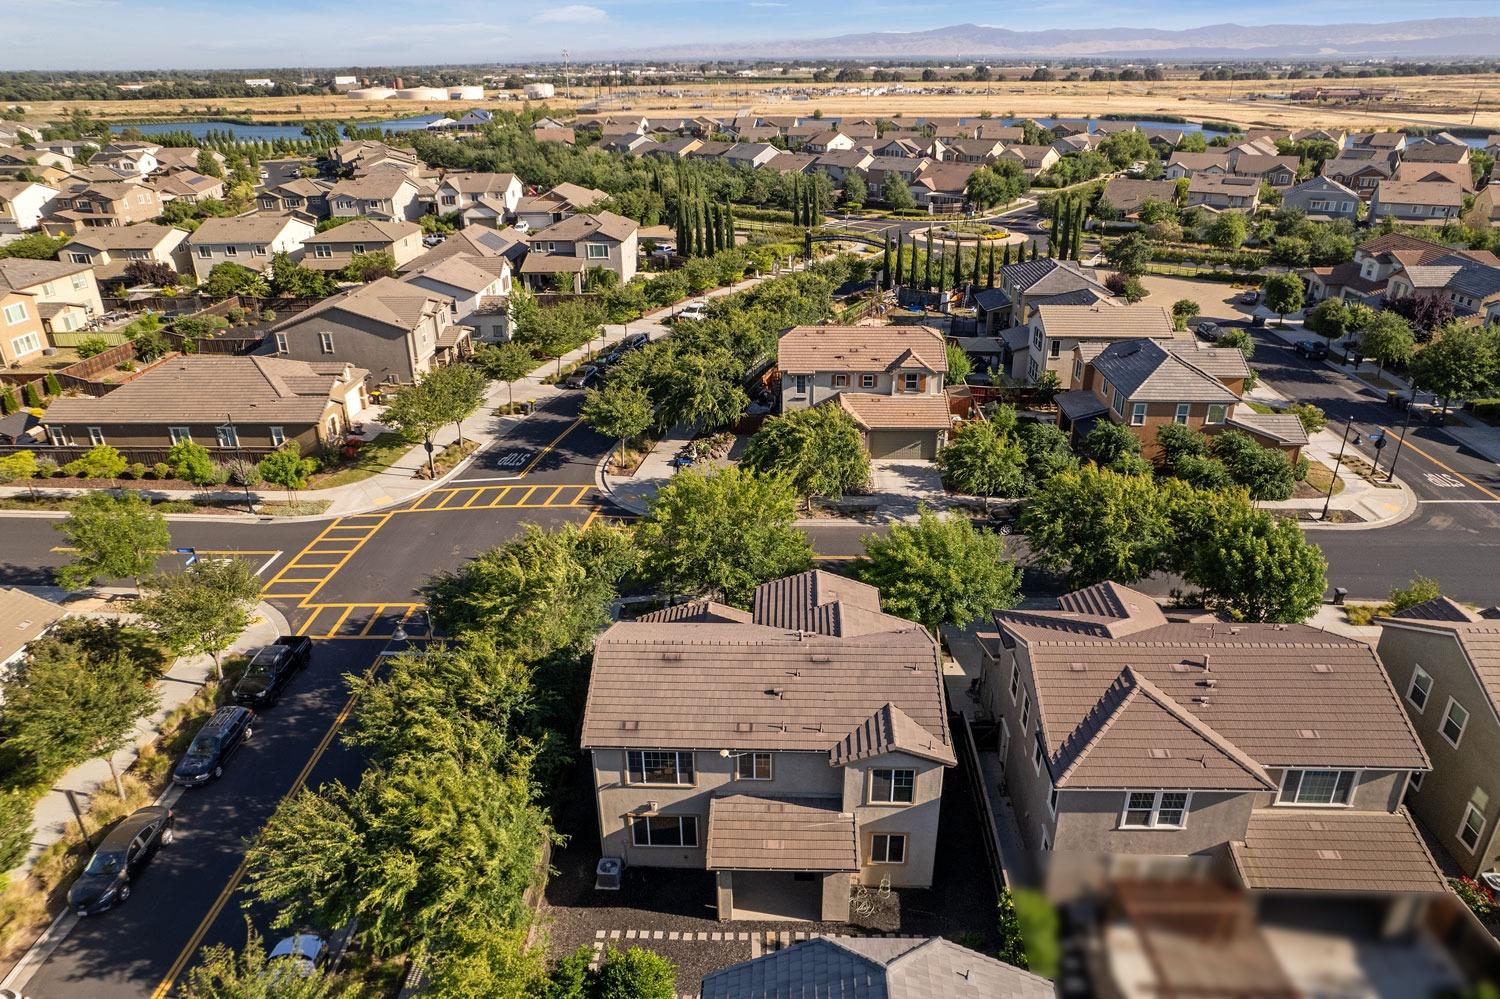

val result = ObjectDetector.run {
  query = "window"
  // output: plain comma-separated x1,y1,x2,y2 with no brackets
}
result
861,373,875,388
319,332,335,354
352,244,366,254
1409,770,1424,792
1459,802,1486,852
1032,328,1043,350
87,427,105,446
197,246,213,258
902,373,920,392
1111,387,1125,416
48,427,68,447
1049,340,1061,358
1073,357,1083,382
631,815,698,847
793,375,807,395
216,424,239,449
1020,690,1030,730
870,833,906,864
1277,769,1357,806
168,427,191,444
68,252,91,264
832,373,849,388
1121,791,1189,828
1048,786,1059,816
2,302,27,325
626,750,694,786
273,332,288,354
1009,662,1020,701
442,195,457,206
586,242,609,259
1406,666,1433,712
1175,403,1190,425
253,244,267,256
224,245,237,256
269,426,286,447
9,333,41,357
734,752,772,781
313,245,333,258
1032,734,1045,774
1441,698,1469,748
1131,402,1147,427
1205,404,1227,425
870,768,915,804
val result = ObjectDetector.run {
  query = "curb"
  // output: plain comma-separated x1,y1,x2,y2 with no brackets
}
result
596,445,651,517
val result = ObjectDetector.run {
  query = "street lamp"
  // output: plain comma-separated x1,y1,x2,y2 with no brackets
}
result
1369,430,1388,478
1387,381,1417,482
1321,417,1362,521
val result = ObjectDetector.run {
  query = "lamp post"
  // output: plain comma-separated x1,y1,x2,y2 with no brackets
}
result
1321,417,1362,521
1369,430,1388,478
1386,381,1417,482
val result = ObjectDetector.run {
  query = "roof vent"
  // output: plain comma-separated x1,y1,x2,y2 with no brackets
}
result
1069,661,1087,672
1317,849,1342,862
735,721,753,733
1312,663,1332,673
661,651,682,661
809,654,830,663
1149,748,1171,759
1297,729,1320,739
1201,653,1211,671
765,687,785,698
620,720,638,731
1192,696,1211,706
1198,676,1217,688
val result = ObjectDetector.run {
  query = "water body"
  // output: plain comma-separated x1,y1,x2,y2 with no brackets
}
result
123,114,445,142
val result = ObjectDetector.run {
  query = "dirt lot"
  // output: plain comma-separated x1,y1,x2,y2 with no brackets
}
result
1137,274,1259,323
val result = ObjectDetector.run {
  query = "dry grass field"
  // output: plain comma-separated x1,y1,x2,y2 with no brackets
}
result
17,72,1500,132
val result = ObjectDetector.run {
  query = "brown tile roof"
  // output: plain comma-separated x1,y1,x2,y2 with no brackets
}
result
778,325,946,375
829,702,956,767
635,599,754,625
65,223,180,251
328,168,417,201
303,219,419,245
705,795,857,872
271,276,449,333
1092,338,1241,404
520,253,587,274
0,258,92,292
532,210,637,243
751,569,883,632
1393,161,1474,193
1099,177,1179,215
0,587,65,666
188,213,306,245
439,172,520,195
1229,808,1446,893
1034,303,1175,341
1375,180,1463,207
400,254,507,294
835,393,952,432
1227,408,1310,447
1167,152,1231,173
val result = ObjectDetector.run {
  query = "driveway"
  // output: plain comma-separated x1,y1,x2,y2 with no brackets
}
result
866,459,948,518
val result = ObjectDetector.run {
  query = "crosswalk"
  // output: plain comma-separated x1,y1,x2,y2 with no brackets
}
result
261,513,392,603
293,602,434,640
398,483,596,513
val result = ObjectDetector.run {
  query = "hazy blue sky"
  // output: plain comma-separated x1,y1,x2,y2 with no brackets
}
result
1,0,1483,70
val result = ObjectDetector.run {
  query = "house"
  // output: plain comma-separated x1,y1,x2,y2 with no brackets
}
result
1018,302,1175,387
1323,156,1394,198
150,170,225,205
778,325,949,458
977,582,1442,897
1227,154,1300,187
59,224,191,283
581,570,955,922
327,168,423,223
93,142,161,178
997,145,1060,177
974,124,1026,143
946,139,1006,164
601,133,654,156
524,211,638,287
301,219,422,273
1281,176,1360,222
185,214,315,282
328,140,419,176
513,183,608,231
1303,233,1455,305
1143,128,1187,152
436,172,523,218
985,257,1116,332
1385,250,1500,318
910,162,979,211
1400,142,1470,165
700,937,1051,999
267,277,467,385
721,142,781,170
1052,132,1105,156
1291,127,1348,147
801,130,855,155
46,179,164,229
1097,178,1178,220
1,287,48,367
1351,131,1408,155
0,181,59,233
638,136,701,160
152,147,225,175
1465,186,1500,229
0,122,43,145
1164,151,1231,179
255,178,333,219
1393,161,1474,195
812,150,874,184
1184,175,1260,212
685,141,739,162
1368,181,1462,225
40,355,369,455
0,588,66,680
400,253,511,340
0,259,102,322
761,152,819,176
1376,597,1500,880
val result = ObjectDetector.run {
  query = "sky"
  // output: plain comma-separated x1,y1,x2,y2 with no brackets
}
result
0,0,1486,71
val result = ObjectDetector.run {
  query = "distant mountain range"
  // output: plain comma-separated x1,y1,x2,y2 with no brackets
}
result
601,18,1500,61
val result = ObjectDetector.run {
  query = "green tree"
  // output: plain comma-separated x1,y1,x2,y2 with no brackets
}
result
69,444,128,484
1261,272,1305,324
741,404,869,504
1388,573,1443,613
269,251,337,298
1412,324,1497,413
1170,298,1200,331
135,557,263,680
53,492,170,592
1211,429,1296,501
1154,422,1208,475
168,439,222,486
340,250,397,283
0,449,39,499
181,923,358,999
1357,312,1415,383
935,419,1026,501
856,507,1020,632
1104,232,1151,276
593,947,677,999
382,378,448,477
636,467,812,607
1284,402,1327,436
425,362,489,446
194,148,224,179
257,443,318,502
583,383,654,470
474,340,536,407
1182,504,1327,622
1084,421,1148,474
202,261,269,300
1205,211,1249,249
0,790,33,873
1019,465,1175,585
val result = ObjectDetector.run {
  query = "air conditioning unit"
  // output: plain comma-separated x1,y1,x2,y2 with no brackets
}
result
595,857,623,891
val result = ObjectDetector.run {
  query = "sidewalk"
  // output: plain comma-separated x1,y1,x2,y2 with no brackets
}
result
10,594,289,877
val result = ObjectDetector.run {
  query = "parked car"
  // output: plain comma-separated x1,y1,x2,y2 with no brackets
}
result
1194,321,1223,342
561,364,602,390
231,637,311,707
269,931,328,977
1240,289,1262,306
619,332,649,351
980,504,1022,535
1294,339,1329,360
422,234,445,248
67,806,174,915
674,301,709,323
172,706,254,787
964,371,994,387
512,220,530,234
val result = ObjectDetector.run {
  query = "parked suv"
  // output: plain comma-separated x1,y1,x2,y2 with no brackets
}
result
1194,321,1223,342
1294,339,1329,360
561,364,602,390
67,806,174,915
172,706,254,787
232,637,311,707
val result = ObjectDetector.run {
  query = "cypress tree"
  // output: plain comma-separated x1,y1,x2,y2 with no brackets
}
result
936,244,945,294
1050,198,1062,246
1073,204,1086,261
987,242,997,287
881,237,892,291
725,199,736,250
952,239,963,291
704,202,717,255
924,231,933,290
970,241,981,289
1030,240,1039,261
791,176,801,226
1002,242,1012,268
1055,200,1069,260
894,231,904,286
698,202,709,257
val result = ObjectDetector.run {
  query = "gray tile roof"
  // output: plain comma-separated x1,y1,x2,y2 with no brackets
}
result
829,702,956,767
0,258,92,292
1388,596,1480,623
751,569,882,632
704,795,857,872
1227,408,1310,447
271,276,449,333
1229,808,1446,893
635,599,754,625
1090,338,1240,404
303,219,419,245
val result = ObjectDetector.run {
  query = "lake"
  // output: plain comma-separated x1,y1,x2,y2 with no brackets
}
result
122,115,445,142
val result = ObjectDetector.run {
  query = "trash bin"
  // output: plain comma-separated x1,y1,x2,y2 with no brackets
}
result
1332,587,1348,606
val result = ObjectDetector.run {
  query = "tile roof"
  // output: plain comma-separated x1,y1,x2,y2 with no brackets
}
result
1229,154,1300,176
187,213,305,245
0,258,92,291
328,168,417,201
438,171,519,194
302,219,419,245
1401,143,1470,164
1164,341,1251,380
1035,303,1174,341
1388,596,1481,623
778,325,946,376
1229,808,1446,894
1356,232,1446,259
1375,180,1463,207
751,569,883,632
1090,338,1240,404
1099,177,1178,214
1054,388,1108,422
635,600,754,625
1227,408,1310,447
1393,161,1474,192
829,702,956,767
700,937,1053,999
65,223,179,251
1002,258,1112,297
531,210,637,243
1167,151,1231,172
835,392,953,432
0,587,65,666
704,795,858,872
400,253,507,294
271,276,450,333
520,253,587,274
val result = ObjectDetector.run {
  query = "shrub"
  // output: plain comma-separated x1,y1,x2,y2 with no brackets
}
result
116,361,136,373
151,461,171,479
0,386,18,414
43,373,62,396
224,307,247,325
1470,398,1500,423
34,457,58,478
260,309,276,323
172,316,230,340
75,336,112,358
168,439,223,486
1285,402,1327,435
133,330,169,361
1105,272,1146,302
23,382,43,408
1388,574,1442,613
128,462,147,479
223,458,262,487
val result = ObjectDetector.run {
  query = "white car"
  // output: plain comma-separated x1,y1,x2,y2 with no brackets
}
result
675,301,709,323
269,932,327,978
512,220,530,234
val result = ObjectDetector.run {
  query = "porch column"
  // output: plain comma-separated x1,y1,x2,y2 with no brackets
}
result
715,871,734,922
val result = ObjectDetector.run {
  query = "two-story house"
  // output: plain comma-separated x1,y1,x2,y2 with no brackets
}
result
513,182,608,231
1377,597,1500,881
327,168,423,223
1369,180,1462,226
186,214,315,282
0,181,59,234
978,582,1444,900
801,130,855,154
400,253,511,341
974,257,1117,334
1281,176,1361,222
60,223,191,284
255,178,333,220
266,276,467,385
1394,161,1475,196
1185,175,1260,212
1164,152,1231,180
1322,156,1395,199
1015,302,1175,387
47,179,164,229
1227,154,1299,188
812,150,875,184
150,170,225,205
777,325,950,459
1097,178,1179,220
1303,233,1452,305
522,211,638,288
0,288,48,367
152,146,226,175
435,171,522,218
93,142,160,178
0,259,103,324
300,219,423,273
1384,250,1500,320
996,144,1061,177
581,570,956,922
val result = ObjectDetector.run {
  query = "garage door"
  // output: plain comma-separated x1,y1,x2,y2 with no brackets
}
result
867,430,936,459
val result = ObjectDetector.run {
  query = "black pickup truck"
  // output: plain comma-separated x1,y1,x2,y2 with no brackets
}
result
231,636,313,707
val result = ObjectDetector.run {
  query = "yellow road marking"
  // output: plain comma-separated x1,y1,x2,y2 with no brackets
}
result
50,547,279,555
1389,437,1500,501
486,485,517,507
297,606,330,636
581,506,602,530
462,488,486,509
517,416,584,476
540,485,564,506
323,606,356,638
517,485,539,506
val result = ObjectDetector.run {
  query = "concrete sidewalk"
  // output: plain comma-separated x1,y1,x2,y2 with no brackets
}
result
9,594,289,878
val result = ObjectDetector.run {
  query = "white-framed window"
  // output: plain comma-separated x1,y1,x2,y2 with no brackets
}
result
197,246,213,258
1277,769,1357,806
319,332,335,354
48,427,68,447
313,245,333,258
1032,328,1043,350
586,242,609,259
1206,404,1227,425
87,426,105,445
1441,698,1469,748
1009,661,1020,701
1020,690,1030,730
626,750,694,786
1049,340,1061,359
254,244,267,256
1459,801,1486,852
1409,770,1425,792
216,424,239,449
224,245,237,256
869,833,906,864
1040,829,1051,852
352,244,366,254
1073,357,1083,381
1406,666,1433,713
631,814,698,847
269,426,286,447
274,332,288,354
1048,785,1059,816
1111,387,1125,416
1121,790,1190,828
1130,402,1147,426
861,373,876,388
793,374,807,395
734,752,772,781
9,332,41,357
2,302,28,326
68,252,91,264
870,768,915,804
1032,733,1045,774
832,373,849,388
1175,403,1190,424
168,427,191,444
902,372,920,392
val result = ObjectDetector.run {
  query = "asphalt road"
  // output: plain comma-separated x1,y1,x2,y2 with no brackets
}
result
822,204,1052,251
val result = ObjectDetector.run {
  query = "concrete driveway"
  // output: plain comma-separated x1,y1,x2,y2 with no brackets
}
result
868,460,948,518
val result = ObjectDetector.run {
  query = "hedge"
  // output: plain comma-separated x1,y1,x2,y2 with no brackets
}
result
1470,398,1500,423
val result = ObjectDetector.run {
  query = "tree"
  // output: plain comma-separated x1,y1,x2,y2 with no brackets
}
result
583,383,654,470
1184,505,1326,622
474,341,536,408
1154,422,1208,475
1304,297,1354,340
269,251,337,298
68,444,128,484
0,449,39,499
1412,324,1497,413
54,492,170,592
1104,232,1151,276
122,259,177,288
1205,211,1249,249
340,250,397,283
194,148,224,179
1083,421,1145,473
1357,312,1415,383
1388,294,1456,339
136,558,263,681
1170,298,1200,331
593,947,677,999
382,378,447,477
1019,465,1176,586
945,342,973,383
936,419,1026,501
257,443,318,502
856,507,1020,632
181,923,358,999
168,439,222,486
0,790,33,873
881,171,915,210
1210,430,1296,501
1388,573,1443,613
202,261,269,300
1284,402,1327,436
425,362,488,446
1261,273,1305,324
636,467,813,607
741,404,869,504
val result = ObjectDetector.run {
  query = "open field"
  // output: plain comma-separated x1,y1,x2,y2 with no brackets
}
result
15,73,1500,131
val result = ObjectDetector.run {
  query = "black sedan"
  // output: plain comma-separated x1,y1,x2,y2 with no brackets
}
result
1293,339,1330,360
172,706,254,787
68,806,174,915
561,365,602,390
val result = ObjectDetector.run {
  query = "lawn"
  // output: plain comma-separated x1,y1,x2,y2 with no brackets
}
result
1295,459,1343,499
307,432,410,490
